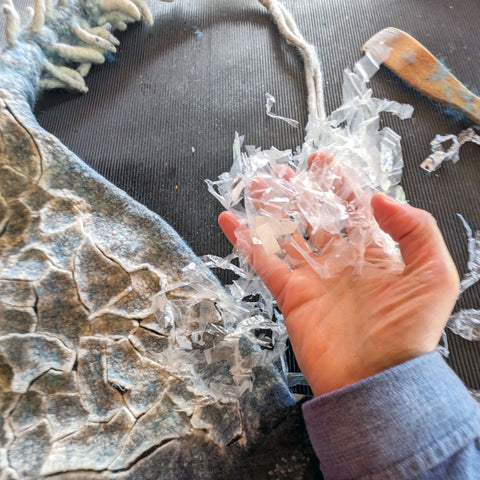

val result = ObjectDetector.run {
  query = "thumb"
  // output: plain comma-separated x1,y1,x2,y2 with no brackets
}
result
371,193,454,271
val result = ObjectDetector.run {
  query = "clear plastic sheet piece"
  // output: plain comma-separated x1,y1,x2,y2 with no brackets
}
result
447,215,480,341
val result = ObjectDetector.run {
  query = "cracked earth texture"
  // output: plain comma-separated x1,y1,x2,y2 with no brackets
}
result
0,0,318,478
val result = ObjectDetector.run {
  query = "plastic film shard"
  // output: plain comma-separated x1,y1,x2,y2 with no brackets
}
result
457,214,480,293
436,330,449,358
265,93,300,128
469,388,480,404
447,309,480,341
446,215,480,342
152,259,289,402
421,127,480,172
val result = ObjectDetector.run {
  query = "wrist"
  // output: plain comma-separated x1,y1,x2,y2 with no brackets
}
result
307,348,430,397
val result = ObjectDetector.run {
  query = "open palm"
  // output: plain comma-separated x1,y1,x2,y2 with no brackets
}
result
219,152,459,396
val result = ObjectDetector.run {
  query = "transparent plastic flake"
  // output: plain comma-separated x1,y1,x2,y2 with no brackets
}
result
445,215,480,342
469,388,480,404
265,93,300,128
287,372,309,388
457,214,480,293
447,309,480,341
421,127,480,172
435,329,450,357
149,257,289,402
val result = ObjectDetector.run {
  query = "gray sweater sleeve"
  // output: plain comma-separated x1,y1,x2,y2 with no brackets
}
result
302,351,480,479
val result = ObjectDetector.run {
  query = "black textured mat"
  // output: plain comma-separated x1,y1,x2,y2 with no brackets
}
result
30,0,480,390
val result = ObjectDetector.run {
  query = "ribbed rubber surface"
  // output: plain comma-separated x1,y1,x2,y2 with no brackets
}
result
28,0,480,392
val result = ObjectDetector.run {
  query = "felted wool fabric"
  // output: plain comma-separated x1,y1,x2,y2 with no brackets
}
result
0,1,318,478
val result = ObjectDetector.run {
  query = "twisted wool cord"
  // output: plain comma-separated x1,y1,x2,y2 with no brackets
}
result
274,1,325,122
258,0,326,123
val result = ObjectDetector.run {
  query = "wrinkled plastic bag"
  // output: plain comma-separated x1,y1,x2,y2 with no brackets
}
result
207,52,413,280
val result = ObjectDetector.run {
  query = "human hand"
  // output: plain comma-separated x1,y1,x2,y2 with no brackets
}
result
218,152,460,396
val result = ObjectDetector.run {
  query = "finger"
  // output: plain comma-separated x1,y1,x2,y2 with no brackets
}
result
307,150,334,169
371,193,458,276
306,152,374,253
218,211,292,299
246,163,296,216
301,155,343,251
309,151,366,207
274,163,296,181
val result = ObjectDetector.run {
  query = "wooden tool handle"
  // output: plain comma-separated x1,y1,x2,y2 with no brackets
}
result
363,27,480,125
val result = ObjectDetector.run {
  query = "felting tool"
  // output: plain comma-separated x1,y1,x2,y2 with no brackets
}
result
363,27,480,124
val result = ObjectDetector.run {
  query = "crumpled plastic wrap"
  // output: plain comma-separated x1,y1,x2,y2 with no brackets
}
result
457,214,480,294
446,215,480,341
151,257,289,402
421,127,480,172
447,309,480,341
207,52,413,281
436,330,450,358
